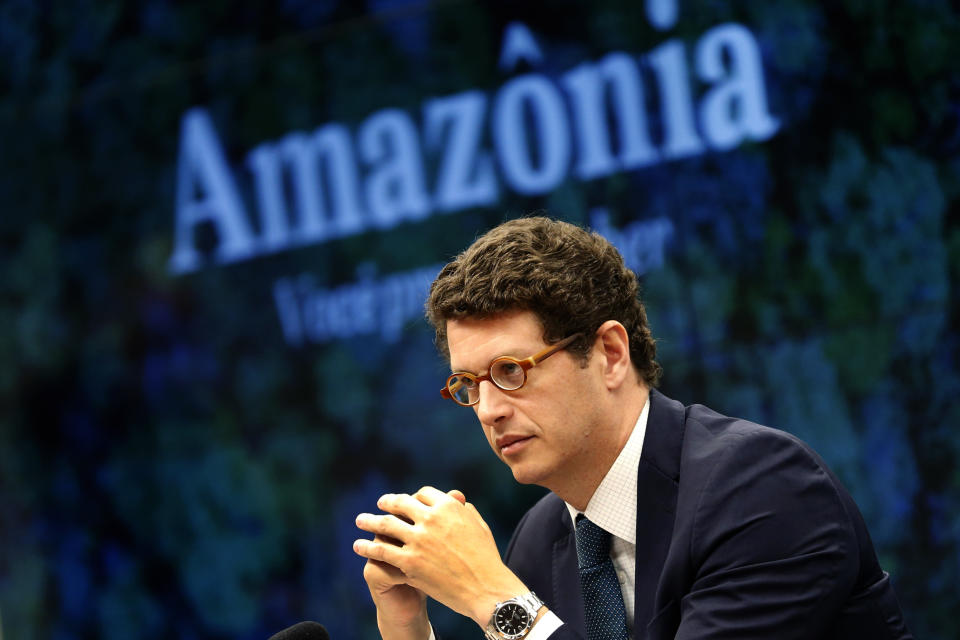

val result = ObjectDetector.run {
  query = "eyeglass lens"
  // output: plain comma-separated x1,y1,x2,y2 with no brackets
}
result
446,374,478,405
446,358,528,405
490,359,525,389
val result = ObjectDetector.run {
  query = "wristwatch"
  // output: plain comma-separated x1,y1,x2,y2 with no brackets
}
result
484,591,545,640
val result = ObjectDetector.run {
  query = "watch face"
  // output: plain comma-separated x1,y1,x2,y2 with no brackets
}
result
494,602,531,637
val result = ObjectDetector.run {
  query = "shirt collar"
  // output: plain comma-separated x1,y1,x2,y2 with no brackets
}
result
565,394,649,544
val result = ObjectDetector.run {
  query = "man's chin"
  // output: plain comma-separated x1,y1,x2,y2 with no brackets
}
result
508,463,549,487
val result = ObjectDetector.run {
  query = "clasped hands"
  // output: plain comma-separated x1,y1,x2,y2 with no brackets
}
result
353,486,529,635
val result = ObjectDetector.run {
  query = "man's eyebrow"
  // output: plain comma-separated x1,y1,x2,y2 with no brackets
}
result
449,362,481,374
450,344,529,373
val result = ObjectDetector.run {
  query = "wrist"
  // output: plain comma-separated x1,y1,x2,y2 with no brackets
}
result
374,594,429,640
472,576,531,627
481,591,547,640
377,609,431,640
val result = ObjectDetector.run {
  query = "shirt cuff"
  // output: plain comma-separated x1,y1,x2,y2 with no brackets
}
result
526,611,563,640
428,612,562,640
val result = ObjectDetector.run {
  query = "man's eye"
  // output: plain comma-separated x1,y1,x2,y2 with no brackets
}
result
492,360,525,387
500,362,521,375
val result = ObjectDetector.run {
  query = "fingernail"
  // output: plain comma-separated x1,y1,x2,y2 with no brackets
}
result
356,513,370,525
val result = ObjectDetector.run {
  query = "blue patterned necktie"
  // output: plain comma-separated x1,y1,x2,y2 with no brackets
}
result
575,515,630,640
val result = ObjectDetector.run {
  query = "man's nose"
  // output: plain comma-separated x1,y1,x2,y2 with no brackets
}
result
475,380,513,424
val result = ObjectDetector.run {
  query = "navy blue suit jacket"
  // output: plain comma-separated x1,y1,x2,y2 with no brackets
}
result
502,390,912,640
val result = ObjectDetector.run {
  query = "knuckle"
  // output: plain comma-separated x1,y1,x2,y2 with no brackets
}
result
404,555,422,577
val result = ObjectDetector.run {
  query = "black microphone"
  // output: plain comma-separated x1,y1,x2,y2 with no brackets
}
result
268,621,330,640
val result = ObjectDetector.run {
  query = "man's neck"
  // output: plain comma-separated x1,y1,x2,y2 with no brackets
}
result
552,384,649,511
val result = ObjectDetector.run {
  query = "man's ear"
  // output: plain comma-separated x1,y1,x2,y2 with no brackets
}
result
594,320,632,390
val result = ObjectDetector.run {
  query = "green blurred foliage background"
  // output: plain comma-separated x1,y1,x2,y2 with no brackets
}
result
0,1,957,638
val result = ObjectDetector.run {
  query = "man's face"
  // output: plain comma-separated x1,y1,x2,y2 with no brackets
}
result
446,310,609,490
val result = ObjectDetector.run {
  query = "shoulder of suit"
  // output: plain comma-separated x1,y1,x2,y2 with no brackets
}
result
670,399,832,474
516,491,570,535
656,390,787,438
678,406,843,501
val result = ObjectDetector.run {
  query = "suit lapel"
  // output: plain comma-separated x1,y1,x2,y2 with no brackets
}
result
515,497,585,636
551,526,587,638
633,390,684,636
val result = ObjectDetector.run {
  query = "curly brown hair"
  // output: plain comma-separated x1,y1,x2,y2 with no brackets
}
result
426,216,661,387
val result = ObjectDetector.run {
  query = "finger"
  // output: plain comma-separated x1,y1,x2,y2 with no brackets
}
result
374,533,403,547
353,537,405,567
413,485,450,506
378,493,429,520
447,489,466,505
356,512,413,541
463,502,492,533
362,558,408,587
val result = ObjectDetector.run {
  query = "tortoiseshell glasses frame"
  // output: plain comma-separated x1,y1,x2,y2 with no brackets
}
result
440,333,584,406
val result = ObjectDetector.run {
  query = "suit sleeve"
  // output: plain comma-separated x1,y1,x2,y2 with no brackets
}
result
674,428,861,639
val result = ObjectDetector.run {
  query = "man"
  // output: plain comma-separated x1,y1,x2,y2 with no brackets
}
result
352,217,912,639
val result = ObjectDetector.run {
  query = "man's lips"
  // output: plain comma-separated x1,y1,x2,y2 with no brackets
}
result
496,434,533,455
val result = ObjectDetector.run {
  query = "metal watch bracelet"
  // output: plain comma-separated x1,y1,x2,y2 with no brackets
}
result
483,591,545,640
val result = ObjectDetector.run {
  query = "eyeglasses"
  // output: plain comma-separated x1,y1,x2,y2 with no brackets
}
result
440,333,584,406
